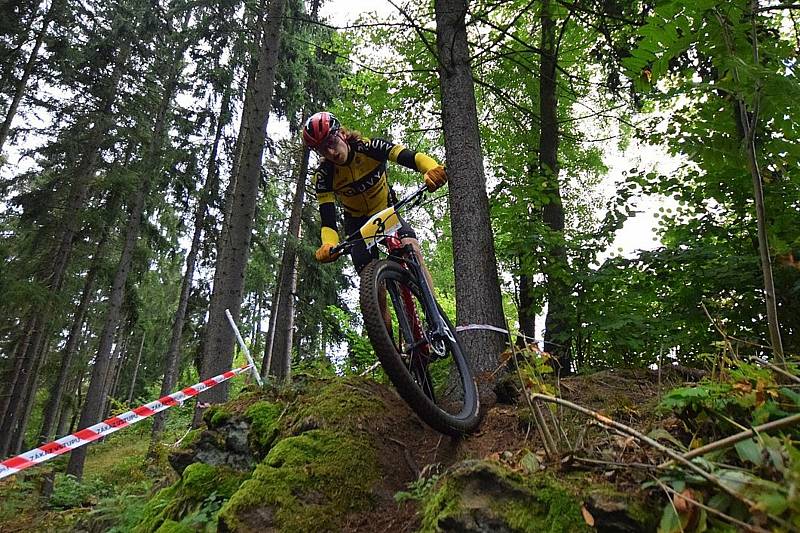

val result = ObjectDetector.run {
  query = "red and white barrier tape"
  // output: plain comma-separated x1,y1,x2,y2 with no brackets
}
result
0,364,253,481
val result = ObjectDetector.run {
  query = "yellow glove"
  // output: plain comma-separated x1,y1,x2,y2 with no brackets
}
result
424,165,448,192
315,243,341,263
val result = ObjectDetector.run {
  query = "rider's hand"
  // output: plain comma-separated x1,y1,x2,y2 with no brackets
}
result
315,243,341,263
424,165,448,192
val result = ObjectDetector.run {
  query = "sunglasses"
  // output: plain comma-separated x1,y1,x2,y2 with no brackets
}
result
313,132,339,154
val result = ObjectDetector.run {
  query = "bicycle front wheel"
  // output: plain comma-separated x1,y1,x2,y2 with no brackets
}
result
359,259,480,435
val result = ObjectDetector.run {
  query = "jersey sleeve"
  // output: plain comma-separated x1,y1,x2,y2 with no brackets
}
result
368,138,440,174
314,164,339,246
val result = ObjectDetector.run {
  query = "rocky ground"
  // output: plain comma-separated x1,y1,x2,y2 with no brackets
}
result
118,368,689,532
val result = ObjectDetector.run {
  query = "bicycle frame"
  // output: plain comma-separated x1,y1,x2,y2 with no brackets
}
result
384,235,455,360
332,184,457,357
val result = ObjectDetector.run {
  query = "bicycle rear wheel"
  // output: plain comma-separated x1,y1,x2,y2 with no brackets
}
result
359,259,480,435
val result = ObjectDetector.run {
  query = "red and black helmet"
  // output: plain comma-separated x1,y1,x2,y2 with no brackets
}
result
302,111,340,148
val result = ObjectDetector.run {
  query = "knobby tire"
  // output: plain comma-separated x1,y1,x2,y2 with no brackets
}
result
359,259,480,435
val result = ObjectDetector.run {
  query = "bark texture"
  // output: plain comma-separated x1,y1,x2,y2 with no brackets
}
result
435,0,507,399
268,146,309,382
197,0,286,406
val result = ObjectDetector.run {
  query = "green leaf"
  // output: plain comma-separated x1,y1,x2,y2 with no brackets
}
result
520,451,540,474
734,438,763,466
658,502,683,533
707,492,731,512
647,428,687,451
717,469,788,515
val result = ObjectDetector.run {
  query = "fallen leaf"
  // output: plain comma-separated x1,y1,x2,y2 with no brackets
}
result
581,505,595,526
673,488,693,513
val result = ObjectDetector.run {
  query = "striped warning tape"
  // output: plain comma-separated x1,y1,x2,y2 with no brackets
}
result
0,364,253,481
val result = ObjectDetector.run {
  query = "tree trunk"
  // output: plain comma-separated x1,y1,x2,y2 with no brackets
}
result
435,0,506,400
66,42,179,475
10,339,50,453
197,0,286,409
268,146,309,382
0,320,42,455
261,284,281,380
538,0,572,375
126,333,145,404
0,322,34,422
38,195,118,443
66,180,149,477
734,1,784,363
150,89,230,442
68,368,88,434
103,330,127,417
517,272,536,348
109,335,128,403
250,294,262,361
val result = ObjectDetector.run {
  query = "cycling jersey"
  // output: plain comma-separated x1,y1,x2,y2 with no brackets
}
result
314,137,439,246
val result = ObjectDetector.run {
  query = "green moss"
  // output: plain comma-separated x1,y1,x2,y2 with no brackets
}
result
134,484,179,533
244,401,283,454
181,463,244,500
421,462,590,533
133,463,249,533
154,518,194,533
177,429,202,450
500,476,588,532
219,429,379,532
289,378,385,430
204,406,231,429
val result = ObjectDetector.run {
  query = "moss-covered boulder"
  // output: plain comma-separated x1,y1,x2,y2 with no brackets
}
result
244,401,283,455
138,378,397,532
218,428,380,531
419,460,657,533
220,378,395,529
421,461,591,533
287,377,386,433
134,463,249,533
168,400,284,475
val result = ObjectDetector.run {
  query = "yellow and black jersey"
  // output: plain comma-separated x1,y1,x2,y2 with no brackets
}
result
314,137,439,246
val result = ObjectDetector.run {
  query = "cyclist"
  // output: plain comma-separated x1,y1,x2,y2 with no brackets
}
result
302,111,447,286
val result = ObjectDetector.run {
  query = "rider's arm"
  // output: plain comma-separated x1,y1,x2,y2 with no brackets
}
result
368,138,440,174
314,167,339,246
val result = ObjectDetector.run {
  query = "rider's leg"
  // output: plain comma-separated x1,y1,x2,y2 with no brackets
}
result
346,214,393,339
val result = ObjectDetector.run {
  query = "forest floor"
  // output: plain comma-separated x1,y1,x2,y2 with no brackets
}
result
338,367,689,532
1,364,788,532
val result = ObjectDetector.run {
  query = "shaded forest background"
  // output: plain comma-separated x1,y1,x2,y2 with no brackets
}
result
0,0,798,485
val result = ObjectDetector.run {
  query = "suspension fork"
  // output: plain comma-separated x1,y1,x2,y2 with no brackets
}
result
385,238,451,352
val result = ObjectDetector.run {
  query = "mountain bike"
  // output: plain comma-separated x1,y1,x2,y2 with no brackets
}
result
331,184,481,435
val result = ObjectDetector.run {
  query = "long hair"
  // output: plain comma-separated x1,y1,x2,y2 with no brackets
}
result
340,126,362,143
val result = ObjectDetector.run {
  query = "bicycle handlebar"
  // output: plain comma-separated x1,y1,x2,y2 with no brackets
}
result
330,183,429,257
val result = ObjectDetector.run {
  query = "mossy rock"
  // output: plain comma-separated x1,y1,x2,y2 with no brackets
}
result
420,461,591,533
218,429,380,532
204,405,232,430
288,378,386,433
133,463,249,533
244,401,283,455
177,429,203,450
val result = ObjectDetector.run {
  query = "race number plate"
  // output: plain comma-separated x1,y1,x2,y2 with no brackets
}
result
360,206,401,249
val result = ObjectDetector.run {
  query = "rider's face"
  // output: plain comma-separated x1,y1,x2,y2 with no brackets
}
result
316,131,348,165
